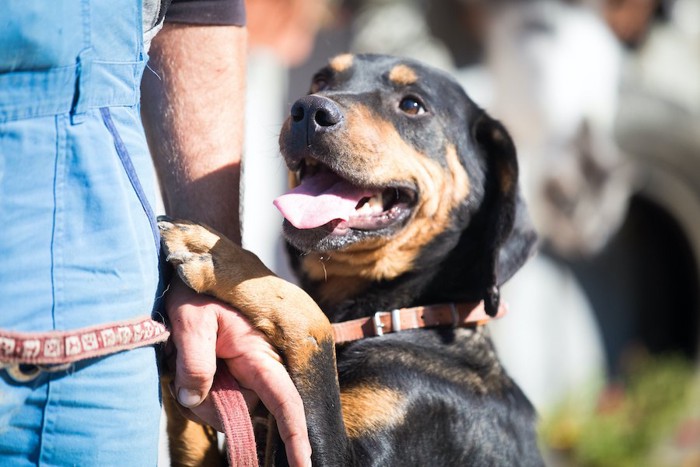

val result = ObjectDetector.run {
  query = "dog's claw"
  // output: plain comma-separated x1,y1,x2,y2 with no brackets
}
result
165,251,194,265
158,219,173,232
485,285,500,317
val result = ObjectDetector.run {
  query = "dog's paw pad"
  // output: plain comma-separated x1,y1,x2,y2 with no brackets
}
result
158,219,222,293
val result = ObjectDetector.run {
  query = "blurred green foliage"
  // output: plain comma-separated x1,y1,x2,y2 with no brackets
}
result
540,354,699,466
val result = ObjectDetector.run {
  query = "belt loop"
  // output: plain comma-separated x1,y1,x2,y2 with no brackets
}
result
71,48,93,125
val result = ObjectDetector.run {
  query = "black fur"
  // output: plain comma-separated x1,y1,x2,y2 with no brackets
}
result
275,54,541,466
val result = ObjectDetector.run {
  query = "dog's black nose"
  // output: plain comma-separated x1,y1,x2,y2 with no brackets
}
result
290,95,343,142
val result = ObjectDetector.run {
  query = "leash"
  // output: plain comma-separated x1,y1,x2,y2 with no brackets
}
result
331,301,506,344
211,367,259,467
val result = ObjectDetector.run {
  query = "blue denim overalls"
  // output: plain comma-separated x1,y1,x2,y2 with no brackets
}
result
0,1,162,464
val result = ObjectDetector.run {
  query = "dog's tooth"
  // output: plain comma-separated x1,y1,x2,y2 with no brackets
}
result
355,198,371,214
368,192,383,210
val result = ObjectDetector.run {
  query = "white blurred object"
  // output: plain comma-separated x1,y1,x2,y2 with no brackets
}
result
626,0,700,115
456,1,618,411
351,1,454,71
241,50,296,280
493,256,606,413
488,1,630,257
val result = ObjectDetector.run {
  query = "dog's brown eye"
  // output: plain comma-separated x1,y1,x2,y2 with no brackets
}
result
399,97,426,115
310,77,328,93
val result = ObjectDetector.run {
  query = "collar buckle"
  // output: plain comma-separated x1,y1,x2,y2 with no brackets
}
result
372,309,403,337
372,312,386,336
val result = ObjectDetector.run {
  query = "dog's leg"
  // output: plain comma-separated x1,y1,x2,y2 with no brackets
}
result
159,219,353,466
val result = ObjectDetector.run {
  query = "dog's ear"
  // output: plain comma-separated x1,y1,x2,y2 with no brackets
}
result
423,113,536,314
472,113,538,316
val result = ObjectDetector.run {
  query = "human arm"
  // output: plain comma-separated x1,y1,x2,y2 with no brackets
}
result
140,21,311,467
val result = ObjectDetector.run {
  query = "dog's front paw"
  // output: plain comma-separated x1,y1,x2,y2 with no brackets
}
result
158,217,221,294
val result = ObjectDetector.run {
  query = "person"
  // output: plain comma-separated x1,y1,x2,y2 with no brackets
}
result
0,1,311,465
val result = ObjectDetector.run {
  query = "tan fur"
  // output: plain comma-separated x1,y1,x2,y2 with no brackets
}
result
499,162,515,195
329,53,354,73
160,219,336,465
340,384,407,438
299,105,470,305
388,64,418,86
160,220,333,370
288,170,299,190
490,126,516,194
307,264,370,307
161,376,223,467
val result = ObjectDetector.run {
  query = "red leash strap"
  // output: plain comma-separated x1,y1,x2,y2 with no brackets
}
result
210,367,259,467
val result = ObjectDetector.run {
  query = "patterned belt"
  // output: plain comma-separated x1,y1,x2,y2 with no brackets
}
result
0,316,170,381
0,316,258,465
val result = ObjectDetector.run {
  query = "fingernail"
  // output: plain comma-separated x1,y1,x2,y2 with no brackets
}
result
177,387,203,408
307,458,312,467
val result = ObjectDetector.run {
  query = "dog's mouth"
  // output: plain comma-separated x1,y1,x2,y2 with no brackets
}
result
274,157,417,237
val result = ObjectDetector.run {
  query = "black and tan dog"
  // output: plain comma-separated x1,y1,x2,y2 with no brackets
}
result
160,53,542,466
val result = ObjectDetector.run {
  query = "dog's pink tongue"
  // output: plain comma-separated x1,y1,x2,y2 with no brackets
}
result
273,172,373,229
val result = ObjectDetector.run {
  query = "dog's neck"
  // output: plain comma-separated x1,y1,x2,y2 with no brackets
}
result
287,204,508,323
294,251,445,323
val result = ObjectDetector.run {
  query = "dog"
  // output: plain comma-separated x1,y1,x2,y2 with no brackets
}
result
160,53,542,466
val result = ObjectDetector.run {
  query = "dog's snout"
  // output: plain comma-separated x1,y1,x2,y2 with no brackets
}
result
290,95,343,142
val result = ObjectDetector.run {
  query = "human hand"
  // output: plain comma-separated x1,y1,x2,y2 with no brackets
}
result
165,277,312,467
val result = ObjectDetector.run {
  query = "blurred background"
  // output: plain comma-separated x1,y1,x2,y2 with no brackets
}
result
236,0,700,464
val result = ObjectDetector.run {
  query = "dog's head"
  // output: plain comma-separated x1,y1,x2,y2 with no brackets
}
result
275,54,536,314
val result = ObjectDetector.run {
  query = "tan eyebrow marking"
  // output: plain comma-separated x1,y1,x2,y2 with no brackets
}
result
329,53,354,73
389,64,418,86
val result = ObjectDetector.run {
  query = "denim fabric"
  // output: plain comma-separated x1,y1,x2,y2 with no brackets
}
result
0,348,160,466
0,0,162,464
0,0,146,122
0,108,160,331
